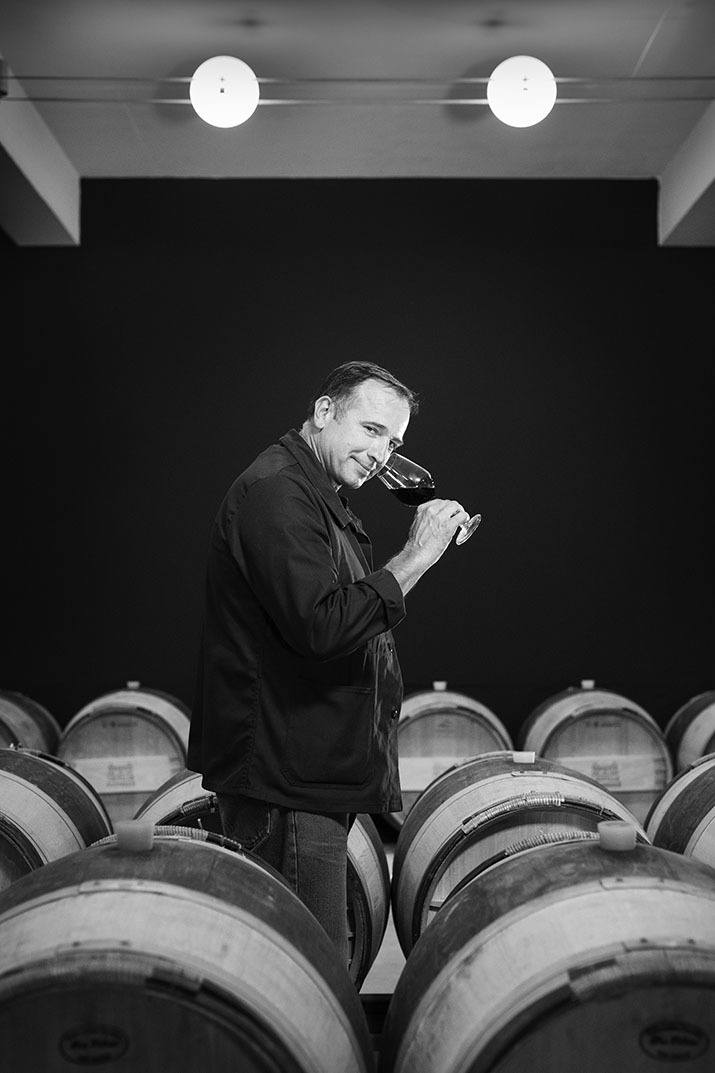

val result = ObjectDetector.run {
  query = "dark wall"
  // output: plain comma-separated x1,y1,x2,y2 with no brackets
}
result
5,179,714,736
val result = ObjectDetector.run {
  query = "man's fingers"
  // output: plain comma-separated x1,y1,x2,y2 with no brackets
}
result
414,498,470,535
417,498,463,514
430,499,468,522
406,497,472,564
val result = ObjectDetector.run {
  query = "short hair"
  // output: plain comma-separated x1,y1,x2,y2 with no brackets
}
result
305,361,419,422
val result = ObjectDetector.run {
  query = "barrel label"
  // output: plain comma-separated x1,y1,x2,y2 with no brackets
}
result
69,755,182,793
554,754,667,790
640,1022,709,1062
60,1025,128,1064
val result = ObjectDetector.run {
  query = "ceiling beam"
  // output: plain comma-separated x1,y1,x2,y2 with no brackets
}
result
658,102,715,247
0,59,80,246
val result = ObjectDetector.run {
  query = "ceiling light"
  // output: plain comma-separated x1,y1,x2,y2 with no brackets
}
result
487,56,557,128
189,56,259,128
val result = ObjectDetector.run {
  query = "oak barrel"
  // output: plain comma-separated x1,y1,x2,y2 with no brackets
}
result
135,770,390,988
345,809,391,989
57,682,190,822
0,748,112,889
382,837,715,1073
0,827,374,1073
133,769,223,831
391,751,648,956
391,684,512,827
518,681,672,822
664,691,715,771
646,754,715,868
0,690,61,752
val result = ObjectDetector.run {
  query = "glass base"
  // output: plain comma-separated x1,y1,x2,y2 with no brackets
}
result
455,513,482,545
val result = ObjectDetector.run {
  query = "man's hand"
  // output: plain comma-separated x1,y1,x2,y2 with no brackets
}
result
405,500,470,567
385,498,470,595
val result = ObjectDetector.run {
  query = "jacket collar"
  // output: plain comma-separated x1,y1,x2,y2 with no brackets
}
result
279,429,367,536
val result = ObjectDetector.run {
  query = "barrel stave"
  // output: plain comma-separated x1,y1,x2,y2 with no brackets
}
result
381,842,715,1073
519,687,671,823
0,749,112,889
346,813,390,986
391,754,648,955
135,771,389,989
647,757,715,868
0,837,373,1073
0,957,305,1073
665,691,715,770
391,690,512,827
0,691,61,752
59,687,190,823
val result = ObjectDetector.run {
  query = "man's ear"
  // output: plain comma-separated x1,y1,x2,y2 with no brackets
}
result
313,395,334,430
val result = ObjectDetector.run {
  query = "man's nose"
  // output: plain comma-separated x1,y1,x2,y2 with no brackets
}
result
367,438,391,465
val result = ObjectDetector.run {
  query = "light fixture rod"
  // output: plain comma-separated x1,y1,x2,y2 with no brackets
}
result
5,97,714,106
4,72,714,107
6,74,715,85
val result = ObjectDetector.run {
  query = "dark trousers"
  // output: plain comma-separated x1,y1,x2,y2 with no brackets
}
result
217,793,353,966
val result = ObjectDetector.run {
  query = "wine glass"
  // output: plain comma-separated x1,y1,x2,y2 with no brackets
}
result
377,452,482,545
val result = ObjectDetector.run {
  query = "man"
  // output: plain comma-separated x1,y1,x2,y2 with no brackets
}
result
187,361,469,965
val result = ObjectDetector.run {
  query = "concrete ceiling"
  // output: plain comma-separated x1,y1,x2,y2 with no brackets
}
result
1,0,714,245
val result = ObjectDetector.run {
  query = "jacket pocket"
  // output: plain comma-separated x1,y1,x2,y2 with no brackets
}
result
281,685,374,787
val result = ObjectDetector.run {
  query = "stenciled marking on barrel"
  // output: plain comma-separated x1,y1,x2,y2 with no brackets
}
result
59,1024,129,1065
640,1021,709,1062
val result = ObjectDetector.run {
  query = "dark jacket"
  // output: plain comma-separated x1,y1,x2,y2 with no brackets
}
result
188,429,406,812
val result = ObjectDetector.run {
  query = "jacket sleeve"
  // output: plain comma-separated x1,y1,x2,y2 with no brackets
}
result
222,474,405,661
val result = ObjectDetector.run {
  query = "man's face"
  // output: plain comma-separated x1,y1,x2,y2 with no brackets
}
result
316,378,411,490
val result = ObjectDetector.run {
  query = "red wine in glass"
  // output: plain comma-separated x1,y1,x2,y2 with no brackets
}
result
391,486,436,506
377,453,481,544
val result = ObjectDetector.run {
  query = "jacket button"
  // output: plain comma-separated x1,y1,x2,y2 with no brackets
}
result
391,706,399,721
